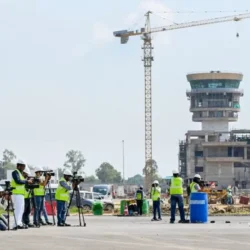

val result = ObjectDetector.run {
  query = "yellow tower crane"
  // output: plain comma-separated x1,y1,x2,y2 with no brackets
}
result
113,12,250,190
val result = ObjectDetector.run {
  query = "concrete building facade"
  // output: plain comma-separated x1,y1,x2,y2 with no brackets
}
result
179,71,250,188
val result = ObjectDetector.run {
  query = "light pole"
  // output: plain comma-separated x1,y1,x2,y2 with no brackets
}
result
122,140,125,183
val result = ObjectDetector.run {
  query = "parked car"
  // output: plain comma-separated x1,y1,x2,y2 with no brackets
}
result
80,191,114,211
44,192,93,212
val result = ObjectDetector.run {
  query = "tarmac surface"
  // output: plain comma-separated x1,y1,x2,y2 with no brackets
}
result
1,216,250,250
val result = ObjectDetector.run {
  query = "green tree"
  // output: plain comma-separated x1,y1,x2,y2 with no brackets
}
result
85,175,97,183
64,150,86,174
2,149,16,165
96,162,122,183
127,174,144,185
143,159,158,176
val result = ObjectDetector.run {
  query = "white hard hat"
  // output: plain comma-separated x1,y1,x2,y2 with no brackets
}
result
16,159,26,166
172,169,179,174
194,174,201,179
63,169,73,176
35,166,44,173
23,167,31,176
153,180,159,185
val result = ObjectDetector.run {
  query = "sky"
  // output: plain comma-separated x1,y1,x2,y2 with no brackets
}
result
0,0,249,179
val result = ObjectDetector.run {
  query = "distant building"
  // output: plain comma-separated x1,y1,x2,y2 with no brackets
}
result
179,71,250,188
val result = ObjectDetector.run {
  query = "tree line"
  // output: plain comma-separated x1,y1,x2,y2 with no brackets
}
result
0,149,164,185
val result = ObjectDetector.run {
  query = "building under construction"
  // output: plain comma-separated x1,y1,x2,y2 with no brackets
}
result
179,71,250,188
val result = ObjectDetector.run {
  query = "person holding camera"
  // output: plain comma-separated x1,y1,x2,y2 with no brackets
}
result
11,160,33,229
55,169,74,227
33,167,50,227
151,180,162,221
188,174,201,195
22,167,34,228
169,169,185,224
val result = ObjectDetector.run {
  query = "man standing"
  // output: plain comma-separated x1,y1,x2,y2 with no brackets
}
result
11,160,33,229
33,167,50,227
169,169,185,224
135,186,144,216
22,167,34,227
226,185,233,205
151,180,162,221
55,169,74,227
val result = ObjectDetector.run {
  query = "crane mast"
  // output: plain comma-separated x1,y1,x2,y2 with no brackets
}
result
142,11,153,189
113,11,250,191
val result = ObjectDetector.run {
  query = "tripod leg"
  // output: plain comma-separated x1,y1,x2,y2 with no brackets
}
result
47,183,56,225
9,195,18,230
64,190,74,224
81,207,86,227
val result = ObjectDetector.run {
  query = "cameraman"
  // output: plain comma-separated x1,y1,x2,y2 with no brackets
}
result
11,160,33,229
22,167,34,227
33,167,50,227
189,174,201,195
151,180,162,221
55,169,74,227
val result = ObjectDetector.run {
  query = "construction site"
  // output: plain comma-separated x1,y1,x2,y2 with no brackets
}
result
179,71,250,188
1,2,250,249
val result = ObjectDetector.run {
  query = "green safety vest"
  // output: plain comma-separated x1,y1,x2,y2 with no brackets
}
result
190,182,198,193
34,184,45,196
170,177,183,195
55,177,70,202
151,187,161,201
11,169,25,195
136,190,143,200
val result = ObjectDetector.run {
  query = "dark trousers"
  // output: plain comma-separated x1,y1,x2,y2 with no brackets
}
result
170,195,185,222
153,200,161,219
22,198,31,225
136,200,143,215
33,196,44,224
57,200,66,225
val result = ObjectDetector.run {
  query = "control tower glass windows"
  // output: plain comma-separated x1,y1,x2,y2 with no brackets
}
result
190,80,240,89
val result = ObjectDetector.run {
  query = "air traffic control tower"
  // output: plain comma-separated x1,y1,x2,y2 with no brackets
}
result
179,71,250,188
186,71,243,133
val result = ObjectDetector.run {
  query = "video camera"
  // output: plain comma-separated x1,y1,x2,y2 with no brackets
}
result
42,170,55,177
199,181,209,188
72,172,84,183
25,177,40,189
4,181,15,194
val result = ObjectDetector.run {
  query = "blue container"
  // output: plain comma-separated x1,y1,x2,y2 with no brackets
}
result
190,192,208,223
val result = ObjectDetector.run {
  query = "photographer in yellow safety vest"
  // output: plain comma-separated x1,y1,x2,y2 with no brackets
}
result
33,167,50,227
189,174,201,194
169,169,185,224
55,169,75,227
11,160,33,230
151,180,162,221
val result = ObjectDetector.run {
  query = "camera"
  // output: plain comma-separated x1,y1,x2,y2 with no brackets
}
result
43,170,55,177
72,172,84,183
25,177,40,189
4,181,15,193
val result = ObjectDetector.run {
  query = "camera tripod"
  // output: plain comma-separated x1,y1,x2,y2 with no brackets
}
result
1,192,18,231
46,181,56,225
65,186,86,227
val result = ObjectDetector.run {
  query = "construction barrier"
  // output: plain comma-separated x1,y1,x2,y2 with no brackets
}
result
45,201,57,216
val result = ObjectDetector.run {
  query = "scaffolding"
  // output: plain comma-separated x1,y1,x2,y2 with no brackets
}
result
179,141,187,178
